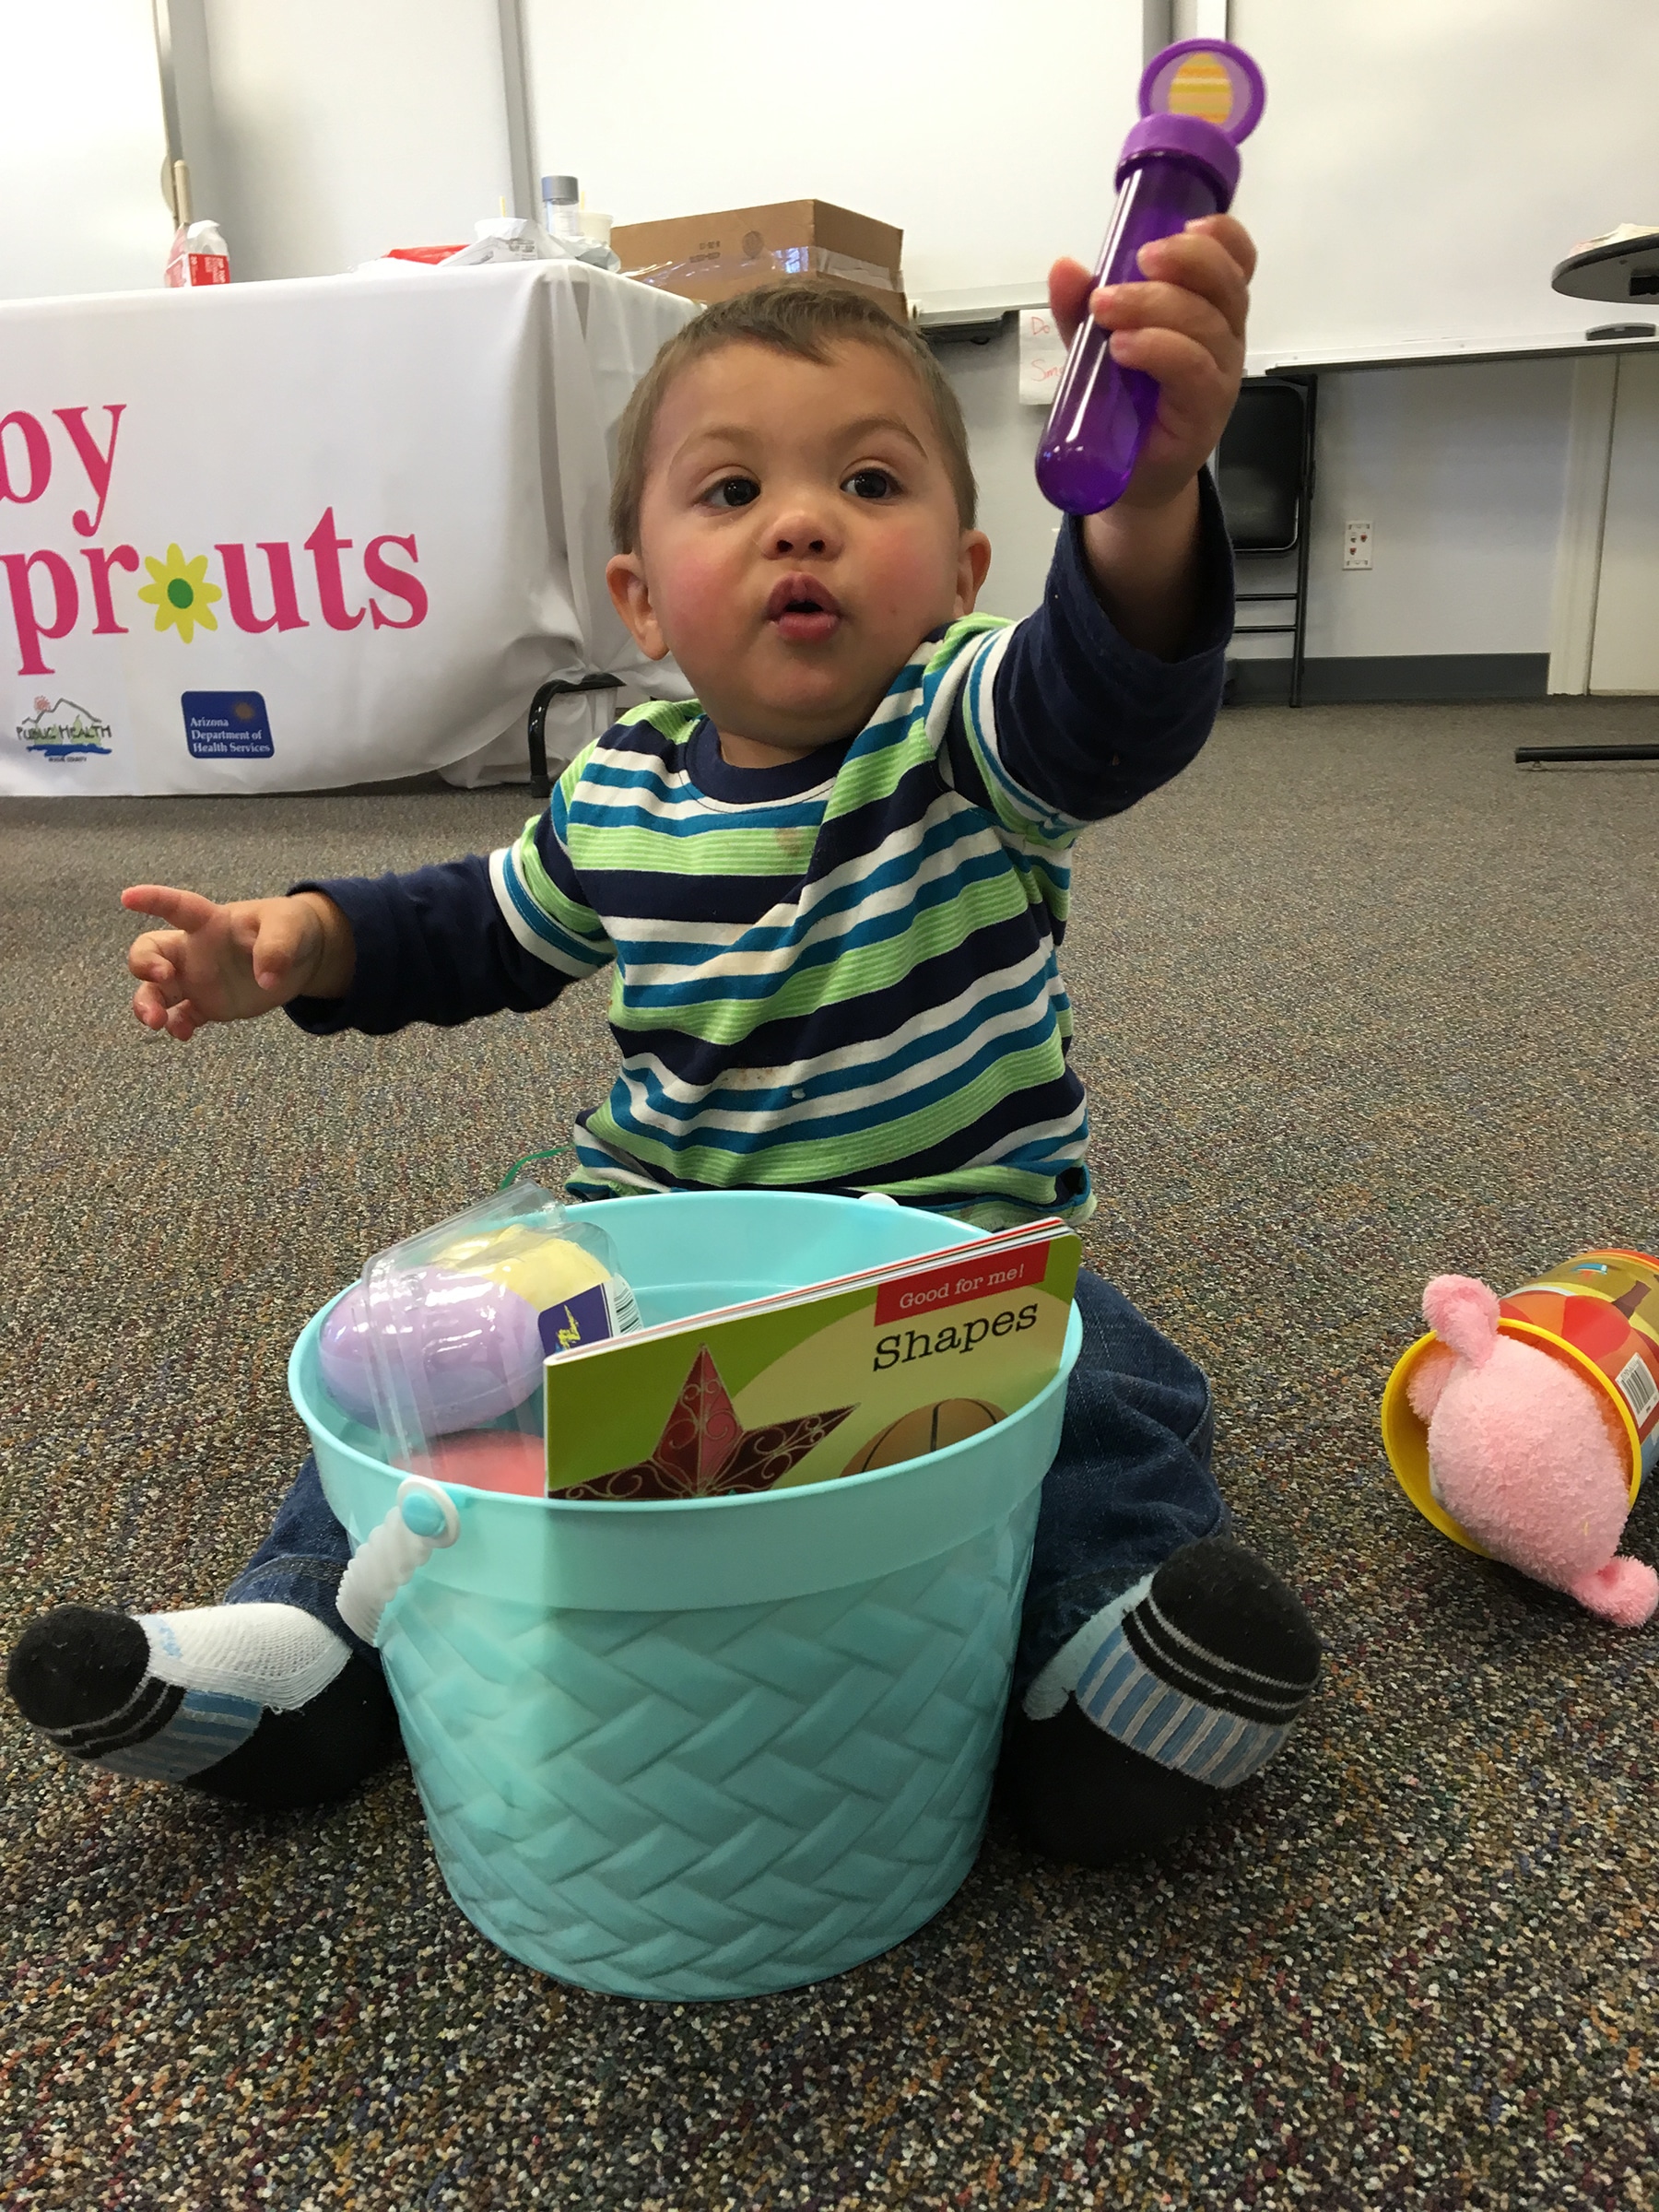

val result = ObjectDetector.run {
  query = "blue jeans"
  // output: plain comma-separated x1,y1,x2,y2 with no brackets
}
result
229,1267,1227,1692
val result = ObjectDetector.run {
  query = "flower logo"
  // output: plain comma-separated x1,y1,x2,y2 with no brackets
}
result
137,545,222,642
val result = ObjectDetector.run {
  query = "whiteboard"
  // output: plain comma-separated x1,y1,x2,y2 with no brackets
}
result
521,0,1144,308
1231,0,1659,364
0,0,172,303
525,0,1659,359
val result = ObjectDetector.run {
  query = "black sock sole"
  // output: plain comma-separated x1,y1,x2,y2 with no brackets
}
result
1000,1697,1221,1864
187,1651,406,1812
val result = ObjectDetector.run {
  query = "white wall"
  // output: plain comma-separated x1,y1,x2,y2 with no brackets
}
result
1229,359,1574,665
935,332,1058,624
0,0,172,302
200,0,515,280
941,329,1577,661
1231,0,1659,362
1301,360,1572,660
520,0,1143,308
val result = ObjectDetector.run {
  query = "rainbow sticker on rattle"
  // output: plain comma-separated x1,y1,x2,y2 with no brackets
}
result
1036,37,1265,517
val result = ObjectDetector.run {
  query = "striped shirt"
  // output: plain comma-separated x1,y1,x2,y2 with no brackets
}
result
294,501,1230,1226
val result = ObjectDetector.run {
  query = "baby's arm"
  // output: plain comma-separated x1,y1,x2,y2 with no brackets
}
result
124,884,355,1043
125,813,608,1044
1049,214,1254,658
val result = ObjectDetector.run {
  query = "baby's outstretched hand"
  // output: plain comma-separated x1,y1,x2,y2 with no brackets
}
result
123,884,351,1042
1049,214,1255,513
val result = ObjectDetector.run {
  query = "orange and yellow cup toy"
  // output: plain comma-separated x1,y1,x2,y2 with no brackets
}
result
1381,1248,1656,1553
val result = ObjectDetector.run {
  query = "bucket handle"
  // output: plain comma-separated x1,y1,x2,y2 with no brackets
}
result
335,1477,462,1648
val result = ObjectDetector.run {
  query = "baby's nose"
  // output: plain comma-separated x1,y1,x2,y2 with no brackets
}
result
773,524,829,555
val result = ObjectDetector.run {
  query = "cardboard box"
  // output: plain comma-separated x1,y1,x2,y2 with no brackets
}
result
612,200,906,322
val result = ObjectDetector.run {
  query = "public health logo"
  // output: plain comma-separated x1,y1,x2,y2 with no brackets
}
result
17,694,112,759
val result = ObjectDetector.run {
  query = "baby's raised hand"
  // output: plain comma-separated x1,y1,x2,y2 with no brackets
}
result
1048,214,1255,513
123,884,351,1042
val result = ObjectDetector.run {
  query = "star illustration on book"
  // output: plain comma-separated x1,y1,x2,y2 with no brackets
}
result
559,1345,856,1501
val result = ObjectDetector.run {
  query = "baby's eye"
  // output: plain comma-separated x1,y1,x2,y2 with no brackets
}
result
701,476,759,510
843,467,900,501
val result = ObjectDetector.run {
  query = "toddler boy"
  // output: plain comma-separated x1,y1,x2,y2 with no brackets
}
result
9,231,1319,1865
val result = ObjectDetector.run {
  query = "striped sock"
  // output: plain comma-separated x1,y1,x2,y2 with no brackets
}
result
1005,1537,1321,1862
1069,1570,1312,1786
7,1602,399,1809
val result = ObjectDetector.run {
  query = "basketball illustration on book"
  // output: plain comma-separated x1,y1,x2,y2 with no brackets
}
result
842,1399,1005,1475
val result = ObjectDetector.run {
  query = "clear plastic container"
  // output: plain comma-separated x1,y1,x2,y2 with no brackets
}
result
317,1182,640,1495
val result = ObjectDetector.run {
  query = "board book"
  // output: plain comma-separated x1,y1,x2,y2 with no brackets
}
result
541,1218,1082,1500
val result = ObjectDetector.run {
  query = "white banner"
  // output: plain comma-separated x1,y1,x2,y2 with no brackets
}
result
0,261,694,795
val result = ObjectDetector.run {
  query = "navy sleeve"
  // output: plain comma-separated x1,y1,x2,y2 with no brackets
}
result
283,854,575,1037
947,465,1233,825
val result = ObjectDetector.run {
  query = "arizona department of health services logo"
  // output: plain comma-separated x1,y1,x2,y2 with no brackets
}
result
17,695,113,759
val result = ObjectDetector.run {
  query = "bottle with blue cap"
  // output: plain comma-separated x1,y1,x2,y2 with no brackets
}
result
1036,39,1265,516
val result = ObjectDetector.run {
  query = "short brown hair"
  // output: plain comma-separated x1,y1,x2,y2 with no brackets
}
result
608,281,977,553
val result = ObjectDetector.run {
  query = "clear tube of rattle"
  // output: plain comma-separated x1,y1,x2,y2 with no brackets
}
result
1034,156,1224,516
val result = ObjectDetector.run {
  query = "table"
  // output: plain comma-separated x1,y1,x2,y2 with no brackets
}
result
1236,327,1659,717
0,262,694,797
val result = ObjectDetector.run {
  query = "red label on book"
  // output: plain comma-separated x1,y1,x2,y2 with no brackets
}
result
875,1241,1052,1326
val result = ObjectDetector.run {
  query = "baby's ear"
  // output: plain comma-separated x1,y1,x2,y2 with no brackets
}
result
1422,1274,1500,1368
605,552,669,661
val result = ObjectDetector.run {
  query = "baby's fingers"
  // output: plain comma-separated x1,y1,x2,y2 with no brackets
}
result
122,883,219,934
1047,256,1096,348
1135,229,1252,342
127,928,184,985
1185,213,1257,287
161,1000,205,1042
243,904,316,996
132,979,190,1034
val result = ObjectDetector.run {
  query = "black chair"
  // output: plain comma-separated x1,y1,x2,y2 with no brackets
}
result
1215,376,1317,706
526,671,625,796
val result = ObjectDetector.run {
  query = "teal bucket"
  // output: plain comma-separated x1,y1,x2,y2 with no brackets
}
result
289,1191,1082,2002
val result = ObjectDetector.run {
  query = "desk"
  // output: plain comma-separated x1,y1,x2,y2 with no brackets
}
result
1249,330,1659,378
1234,328,1659,712
0,263,694,797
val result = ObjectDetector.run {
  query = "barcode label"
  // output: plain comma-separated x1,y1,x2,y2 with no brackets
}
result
607,1276,643,1335
1615,1351,1659,1425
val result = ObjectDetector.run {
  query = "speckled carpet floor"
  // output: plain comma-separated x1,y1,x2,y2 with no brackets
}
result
2,696,1654,2212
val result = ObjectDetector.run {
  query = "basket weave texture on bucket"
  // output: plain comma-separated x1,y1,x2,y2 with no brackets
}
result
386,1490,1038,2003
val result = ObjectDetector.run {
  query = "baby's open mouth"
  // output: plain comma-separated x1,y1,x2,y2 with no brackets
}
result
766,574,842,643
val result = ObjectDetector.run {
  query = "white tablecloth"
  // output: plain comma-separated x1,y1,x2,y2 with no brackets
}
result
0,263,695,796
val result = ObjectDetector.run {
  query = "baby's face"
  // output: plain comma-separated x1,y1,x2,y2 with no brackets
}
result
607,338,990,767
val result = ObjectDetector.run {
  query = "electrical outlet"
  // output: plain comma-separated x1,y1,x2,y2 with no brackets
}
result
1344,520,1373,570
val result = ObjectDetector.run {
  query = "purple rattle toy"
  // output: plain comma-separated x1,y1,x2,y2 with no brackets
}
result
1035,38,1265,517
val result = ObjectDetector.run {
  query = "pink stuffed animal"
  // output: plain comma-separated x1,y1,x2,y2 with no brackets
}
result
1406,1274,1657,1629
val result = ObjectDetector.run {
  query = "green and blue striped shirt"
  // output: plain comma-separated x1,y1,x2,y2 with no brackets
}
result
295,503,1231,1226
